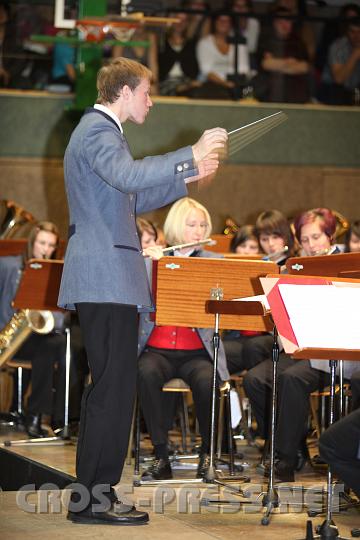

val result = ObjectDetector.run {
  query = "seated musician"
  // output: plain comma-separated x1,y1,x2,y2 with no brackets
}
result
223,211,294,377
344,220,360,253
243,207,359,482
137,197,230,481
0,221,86,437
229,224,260,255
136,217,158,250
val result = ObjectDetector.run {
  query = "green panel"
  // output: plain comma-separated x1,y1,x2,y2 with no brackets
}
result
0,93,359,167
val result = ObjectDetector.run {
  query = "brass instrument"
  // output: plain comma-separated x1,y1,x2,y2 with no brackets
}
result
0,200,36,239
223,217,239,236
0,309,54,368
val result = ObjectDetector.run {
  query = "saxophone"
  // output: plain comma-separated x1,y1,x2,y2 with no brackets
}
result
0,309,55,368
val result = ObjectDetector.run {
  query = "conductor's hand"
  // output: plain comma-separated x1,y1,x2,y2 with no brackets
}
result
192,128,228,163
185,154,220,184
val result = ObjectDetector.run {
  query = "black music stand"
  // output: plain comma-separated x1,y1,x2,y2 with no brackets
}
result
137,256,277,487
3,258,74,447
261,274,360,539
203,297,282,521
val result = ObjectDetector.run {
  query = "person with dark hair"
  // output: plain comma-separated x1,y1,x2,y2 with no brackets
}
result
230,0,261,70
253,6,311,103
319,407,360,499
136,217,158,249
223,212,292,377
0,221,84,437
319,6,360,105
244,208,359,482
58,56,227,525
344,219,360,252
196,12,251,99
255,209,294,265
158,12,200,96
230,224,260,255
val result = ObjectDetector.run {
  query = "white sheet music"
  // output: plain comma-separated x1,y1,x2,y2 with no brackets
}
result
233,294,270,310
278,284,360,349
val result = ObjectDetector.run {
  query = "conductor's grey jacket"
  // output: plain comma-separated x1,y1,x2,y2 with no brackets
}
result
58,108,196,311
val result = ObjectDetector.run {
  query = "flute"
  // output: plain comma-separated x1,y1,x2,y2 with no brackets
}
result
162,238,214,254
262,246,289,262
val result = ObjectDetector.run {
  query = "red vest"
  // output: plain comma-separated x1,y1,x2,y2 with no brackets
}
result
147,325,204,350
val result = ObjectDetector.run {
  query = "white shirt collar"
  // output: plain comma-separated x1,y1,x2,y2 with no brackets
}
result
94,104,123,133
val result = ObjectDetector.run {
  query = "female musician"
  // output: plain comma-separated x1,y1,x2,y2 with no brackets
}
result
0,221,84,437
136,217,158,250
137,197,230,481
230,224,260,255
243,208,359,482
223,211,293,376
255,209,294,264
344,220,360,253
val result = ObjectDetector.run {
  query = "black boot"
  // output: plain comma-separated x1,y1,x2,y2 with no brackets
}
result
25,414,49,438
141,458,173,481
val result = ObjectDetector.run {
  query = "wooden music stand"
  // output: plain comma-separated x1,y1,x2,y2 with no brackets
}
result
4,258,73,447
286,252,360,278
154,257,279,491
0,239,27,257
262,274,360,540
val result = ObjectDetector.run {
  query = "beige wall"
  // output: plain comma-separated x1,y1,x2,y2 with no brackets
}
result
1,157,359,238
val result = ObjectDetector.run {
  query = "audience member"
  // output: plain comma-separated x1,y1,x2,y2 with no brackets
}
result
196,12,251,99
253,7,311,103
183,0,211,41
229,0,261,70
158,12,200,96
318,6,360,105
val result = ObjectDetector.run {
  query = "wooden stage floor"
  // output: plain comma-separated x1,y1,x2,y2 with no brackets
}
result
1,426,359,540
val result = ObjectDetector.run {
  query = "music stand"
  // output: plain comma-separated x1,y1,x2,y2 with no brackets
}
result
150,256,278,491
3,258,74,447
262,274,360,539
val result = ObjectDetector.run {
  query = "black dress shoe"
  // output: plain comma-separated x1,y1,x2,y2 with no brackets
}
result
197,453,210,478
264,459,295,482
141,458,173,481
295,444,310,472
67,502,149,525
25,414,49,438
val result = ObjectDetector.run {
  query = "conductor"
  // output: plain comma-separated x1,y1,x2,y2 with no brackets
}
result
58,57,227,525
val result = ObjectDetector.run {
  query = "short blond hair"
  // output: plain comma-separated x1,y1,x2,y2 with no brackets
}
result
163,197,212,246
96,57,152,104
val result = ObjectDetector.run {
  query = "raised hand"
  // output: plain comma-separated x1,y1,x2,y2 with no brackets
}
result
192,128,228,163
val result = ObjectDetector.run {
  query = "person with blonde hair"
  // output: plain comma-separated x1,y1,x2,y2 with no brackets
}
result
137,197,229,481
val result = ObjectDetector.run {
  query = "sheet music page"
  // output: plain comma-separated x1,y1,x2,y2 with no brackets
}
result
232,294,270,310
278,284,360,349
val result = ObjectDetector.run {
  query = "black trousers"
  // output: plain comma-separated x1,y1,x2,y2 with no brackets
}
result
76,303,138,493
138,348,214,452
243,352,297,439
320,408,360,498
223,333,274,375
351,370,360,411
16,332,83,420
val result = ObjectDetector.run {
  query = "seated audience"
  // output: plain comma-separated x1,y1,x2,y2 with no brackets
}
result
158,12,200,96
253,7,311,103
229,0,261,70
318,6,360,105
137,197,230,481
183,0,211,41
196,12,251,99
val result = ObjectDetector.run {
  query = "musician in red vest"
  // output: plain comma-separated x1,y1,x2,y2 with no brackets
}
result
137,197,230,481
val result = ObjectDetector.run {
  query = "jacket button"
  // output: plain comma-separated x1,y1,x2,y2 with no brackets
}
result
177,165,183,172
